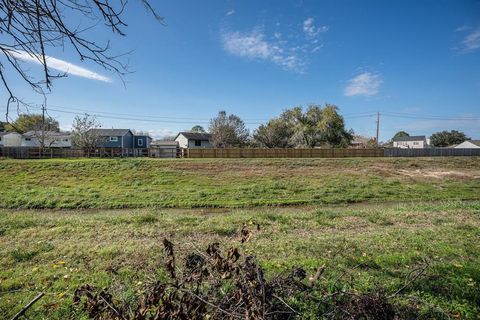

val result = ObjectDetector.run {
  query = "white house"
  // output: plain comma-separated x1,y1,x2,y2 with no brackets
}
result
0,132,22,147
392,135,428,149
454,140,480,149
21,131,72,148
175,132,212,149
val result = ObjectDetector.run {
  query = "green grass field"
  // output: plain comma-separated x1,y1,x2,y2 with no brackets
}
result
1,157,480,318
1,157,479,208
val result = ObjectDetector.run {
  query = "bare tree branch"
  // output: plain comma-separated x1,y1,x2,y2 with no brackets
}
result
0,0,163,123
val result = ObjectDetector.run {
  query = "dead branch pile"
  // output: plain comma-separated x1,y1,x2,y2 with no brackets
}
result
73,225,424,319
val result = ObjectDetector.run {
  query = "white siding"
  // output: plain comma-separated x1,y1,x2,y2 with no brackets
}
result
2,133,22,146
393,140,426,149
21,135,72,147
188,140,212,148
175,134,189,149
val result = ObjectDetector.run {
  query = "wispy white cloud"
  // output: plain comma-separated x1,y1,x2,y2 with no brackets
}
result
221,29,306,73
303,17,329,38
455,25,470,32
221,17,330,73
458,28,480,53
344,72,382,97
225,10,235,16
147,128,177,139
9,50,112,83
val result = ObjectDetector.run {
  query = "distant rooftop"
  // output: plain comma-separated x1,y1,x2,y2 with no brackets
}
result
23,131,71,137
0,131,21,136
464,140,480,147
151,140,178,146
88,129,132,136
352,135,372,144
176,132,212,141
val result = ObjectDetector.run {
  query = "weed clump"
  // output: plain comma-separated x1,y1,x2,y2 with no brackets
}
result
73,225,423,319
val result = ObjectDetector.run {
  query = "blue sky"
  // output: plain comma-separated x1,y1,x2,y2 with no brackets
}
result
2,0,480,141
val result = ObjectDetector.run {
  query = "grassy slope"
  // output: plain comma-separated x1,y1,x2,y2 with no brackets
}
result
0,157,480,209
1,202,480,319
1,157,480,318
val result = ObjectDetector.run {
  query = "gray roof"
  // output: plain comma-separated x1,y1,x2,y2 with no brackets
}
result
0,131,22,136
23,131,71,137
151,140,178,146
176,132,212,141
392,135,426,142
88,129,132,136
464,140,480,147
352,136,371,144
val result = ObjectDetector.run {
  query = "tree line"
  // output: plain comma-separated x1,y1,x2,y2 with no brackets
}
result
1,109,473,149
196,104,354,148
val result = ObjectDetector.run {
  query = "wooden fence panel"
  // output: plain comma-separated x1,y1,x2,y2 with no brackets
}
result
2,146,478,159
185,148,387,158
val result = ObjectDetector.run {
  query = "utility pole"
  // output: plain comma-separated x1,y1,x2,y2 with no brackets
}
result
375,111,380,147
41,100,46,150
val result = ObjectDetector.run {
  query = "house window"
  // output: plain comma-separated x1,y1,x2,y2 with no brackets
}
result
413,142,419,145
63,139,69,142
138,139,143,146
194,140,202,147
25,138,31,141
109,137,118,142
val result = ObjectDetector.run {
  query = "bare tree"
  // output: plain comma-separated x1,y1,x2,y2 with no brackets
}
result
209,111,249,148
0,0,162,122
71,114,104,153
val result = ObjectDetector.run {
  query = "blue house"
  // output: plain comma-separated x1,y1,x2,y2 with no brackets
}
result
134,135,152,148
88,129,151,149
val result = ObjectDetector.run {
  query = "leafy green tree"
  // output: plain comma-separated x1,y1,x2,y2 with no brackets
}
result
253,118,294,148
0,121,5,132
209,111,249,147
319,104,354,148
392,131,409,140
280,105,323,148
279,104,352,148
5,114,59,133
430,130,469,147
190,125,206,133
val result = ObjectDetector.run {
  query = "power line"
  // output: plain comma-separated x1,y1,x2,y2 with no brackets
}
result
381,112,480,121
0,105,265,125
33,103,272,122
0,104,377,124
1,105,478,127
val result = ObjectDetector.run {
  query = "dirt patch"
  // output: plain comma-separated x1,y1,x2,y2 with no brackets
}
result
396,169,479,179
